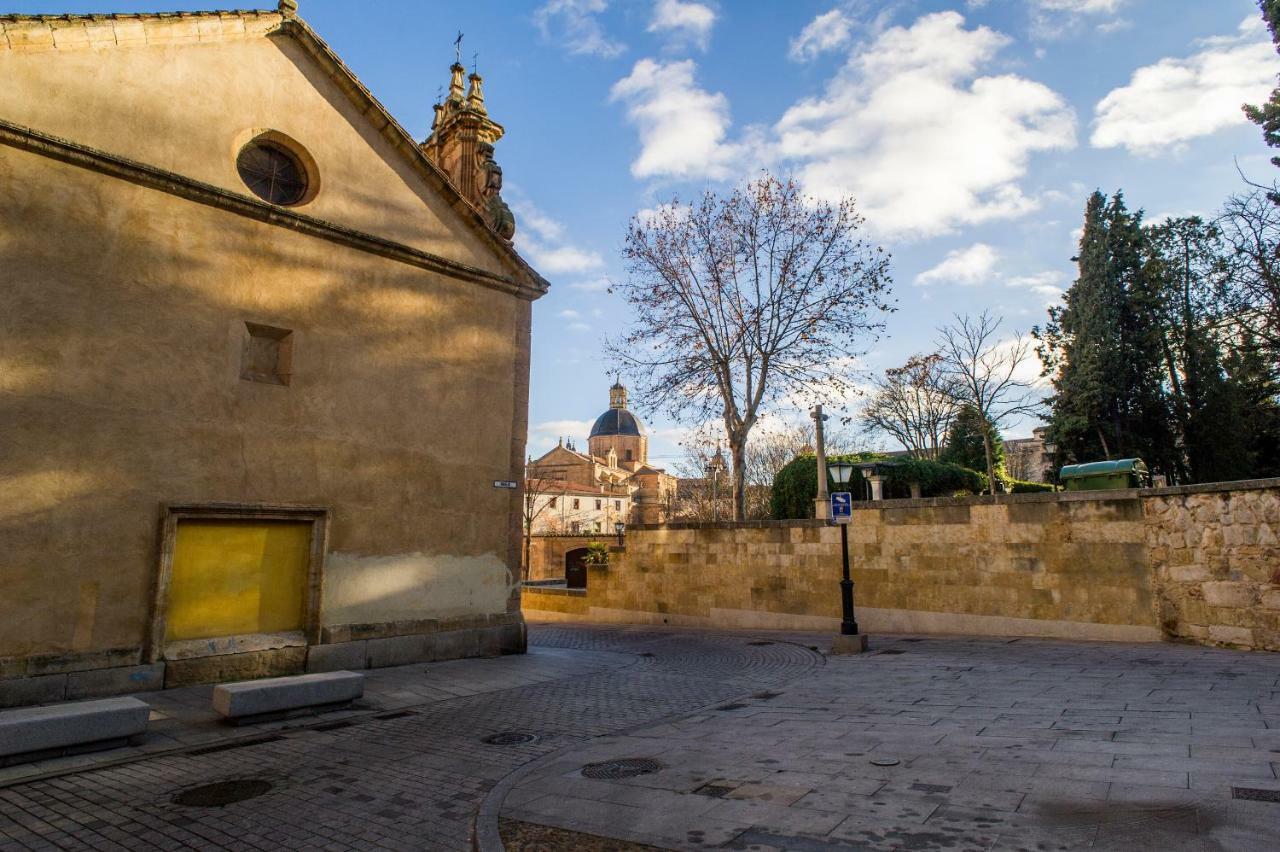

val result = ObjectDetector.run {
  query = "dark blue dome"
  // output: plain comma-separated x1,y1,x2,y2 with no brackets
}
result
589,408,645,437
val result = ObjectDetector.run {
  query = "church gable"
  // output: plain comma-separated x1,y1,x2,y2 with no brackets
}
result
0,8,543,294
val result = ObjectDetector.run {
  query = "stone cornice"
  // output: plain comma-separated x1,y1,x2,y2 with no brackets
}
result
0,118,547,301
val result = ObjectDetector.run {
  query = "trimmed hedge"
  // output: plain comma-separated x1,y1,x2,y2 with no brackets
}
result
770,454,987,519
1007,479,1056,494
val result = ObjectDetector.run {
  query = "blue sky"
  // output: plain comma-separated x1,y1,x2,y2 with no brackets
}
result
14,0,1278,467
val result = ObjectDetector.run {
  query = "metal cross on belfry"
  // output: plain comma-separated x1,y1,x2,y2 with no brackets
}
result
453,31,464,64
472,51,479,75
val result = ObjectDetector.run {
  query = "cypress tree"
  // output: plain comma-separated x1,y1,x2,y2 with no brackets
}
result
1245,1,1280,182
1036,192,1180,479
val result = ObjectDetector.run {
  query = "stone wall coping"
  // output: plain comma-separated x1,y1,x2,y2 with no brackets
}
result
629,477,1280,530
528,533,610,540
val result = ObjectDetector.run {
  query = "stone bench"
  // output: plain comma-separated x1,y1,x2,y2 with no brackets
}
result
212,671,364,722
0,696,150,766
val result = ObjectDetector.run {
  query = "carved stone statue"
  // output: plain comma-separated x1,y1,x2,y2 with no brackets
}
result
478,142,515,240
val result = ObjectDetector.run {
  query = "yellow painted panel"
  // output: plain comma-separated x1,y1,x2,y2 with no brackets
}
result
166,520,311,642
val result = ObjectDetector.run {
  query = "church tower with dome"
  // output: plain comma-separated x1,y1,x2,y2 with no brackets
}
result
588,380,648,469
526,380,677,530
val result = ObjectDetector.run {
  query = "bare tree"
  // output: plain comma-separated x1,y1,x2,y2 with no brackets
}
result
609,173,894,520
521,471,561,582
936,312,1040,495
861,353,960,459
1219,187,1280,356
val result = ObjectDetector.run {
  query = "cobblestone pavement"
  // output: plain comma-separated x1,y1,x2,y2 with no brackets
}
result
0,625,821,851
3,626,1280,851
501,630,1280,852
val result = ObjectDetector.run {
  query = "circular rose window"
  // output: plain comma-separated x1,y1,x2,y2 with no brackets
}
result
236,140,309,206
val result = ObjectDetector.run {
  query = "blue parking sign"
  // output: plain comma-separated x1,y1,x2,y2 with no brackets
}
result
831,492,853,524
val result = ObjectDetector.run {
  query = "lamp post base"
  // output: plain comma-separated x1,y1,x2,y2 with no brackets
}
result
831,633,869,655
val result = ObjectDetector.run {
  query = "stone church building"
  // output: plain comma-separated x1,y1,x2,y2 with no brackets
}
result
0,2,547,705
526,382,678,531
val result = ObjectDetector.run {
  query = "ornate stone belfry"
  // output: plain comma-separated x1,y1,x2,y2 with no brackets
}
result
422,58,516,240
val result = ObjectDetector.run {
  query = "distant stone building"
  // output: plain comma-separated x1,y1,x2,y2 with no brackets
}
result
527,382,677,530
0,3,546,705
1005,427,1056,483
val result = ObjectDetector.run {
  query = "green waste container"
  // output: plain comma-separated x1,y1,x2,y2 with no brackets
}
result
1059,459,1150,491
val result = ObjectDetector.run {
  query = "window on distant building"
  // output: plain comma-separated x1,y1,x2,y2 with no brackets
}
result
626,449,633,461
570,521,580,533
614,500,621,511
572,499,580,510
595,499,602,510
549,497,557,508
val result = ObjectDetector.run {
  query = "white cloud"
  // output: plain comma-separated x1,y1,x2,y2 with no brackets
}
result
915,243,1000,286
567,277,611,292
1092,16,1278,157
533,0,625,58
1033,0,1123,12
560,308,582,319
610,58,741,180
789,9,852,63
776,12,1076,239
648,0,716,51
1005,270,1065,298
529,419,596,454
509,195,606,276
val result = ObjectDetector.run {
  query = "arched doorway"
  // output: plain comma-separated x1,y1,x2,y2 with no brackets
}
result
565,547,589,589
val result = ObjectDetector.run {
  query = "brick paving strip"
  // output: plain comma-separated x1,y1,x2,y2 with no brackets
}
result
0,626,823,851
2,626,1280,850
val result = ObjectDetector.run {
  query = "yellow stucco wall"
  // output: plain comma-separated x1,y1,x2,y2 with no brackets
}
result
167,520,310,641
0,17,535,663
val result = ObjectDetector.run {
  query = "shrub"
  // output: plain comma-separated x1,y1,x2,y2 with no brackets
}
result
584,541,610,565
770,452,884,519
1007,479,1055,494
769,453,992,518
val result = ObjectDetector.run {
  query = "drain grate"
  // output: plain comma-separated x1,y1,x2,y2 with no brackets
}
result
693,783,736,798
716,703,749,711
877,649,906,655
483,731,540,746
911,783,952,794
173,779,273,808
752,691,784,700
747,641,774,646
581,758,664,780
374,710,416,720
1233,787,1280,803
187,735,285,756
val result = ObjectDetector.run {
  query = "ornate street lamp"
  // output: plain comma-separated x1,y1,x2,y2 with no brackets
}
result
614,520,625,547
828,461,867,653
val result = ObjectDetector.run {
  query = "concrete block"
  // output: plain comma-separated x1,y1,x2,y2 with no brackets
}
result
0,697,149,758
212,671,364,719
429,629,479,662
66,664,165,700
831,634,869,655
306,641,368,673
0,674,67,708
1202,582,1254,609
1207,625,1253,647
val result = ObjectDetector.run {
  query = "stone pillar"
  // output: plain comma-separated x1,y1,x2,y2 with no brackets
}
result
813,405,830,520
866,475,885,501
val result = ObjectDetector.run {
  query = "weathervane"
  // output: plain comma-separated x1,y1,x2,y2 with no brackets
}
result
472,51,479,76
453,31,464,64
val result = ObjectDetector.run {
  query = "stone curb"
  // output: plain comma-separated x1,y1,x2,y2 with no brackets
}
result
471,637,827,852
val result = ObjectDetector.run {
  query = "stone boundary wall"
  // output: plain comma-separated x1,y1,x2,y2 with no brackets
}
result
524,479,1280,652
525,534,606,582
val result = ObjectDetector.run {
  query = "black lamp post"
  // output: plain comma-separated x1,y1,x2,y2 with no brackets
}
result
827,461,861,640
614,521,625,547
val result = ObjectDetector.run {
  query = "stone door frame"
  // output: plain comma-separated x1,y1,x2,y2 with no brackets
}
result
146,503,330,664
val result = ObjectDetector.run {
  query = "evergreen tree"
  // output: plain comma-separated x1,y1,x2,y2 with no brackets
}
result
1143,216,1245,483
941,405,1005,479
1035,192,1180,479
1245,1,1280,183
1224,334,1280,478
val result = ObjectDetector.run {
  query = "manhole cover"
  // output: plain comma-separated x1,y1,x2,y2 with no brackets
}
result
870,758,900,767
483,731,539,746
173,779,273,808
581,758,664,780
